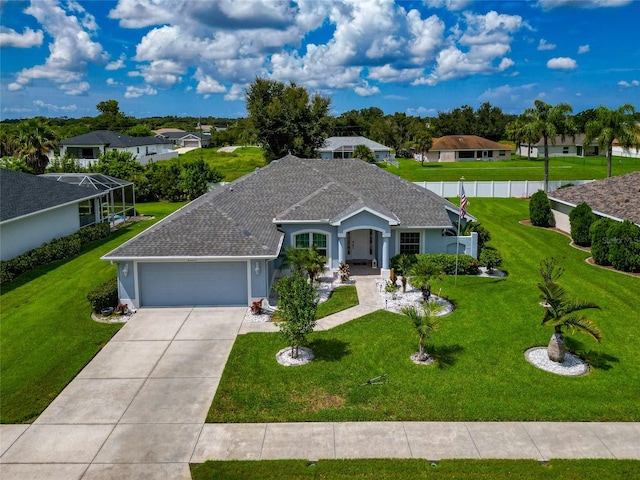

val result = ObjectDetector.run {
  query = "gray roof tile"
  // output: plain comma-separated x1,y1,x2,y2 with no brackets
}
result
103,156,457,259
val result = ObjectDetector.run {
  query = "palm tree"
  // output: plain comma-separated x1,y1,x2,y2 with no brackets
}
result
522,100,574,191
282,245,326,284
583,104,640,178
408,257,443,302
395,254,413,293
353,144,375,163
538,281,601,363
15,119,58,174
402,300,442,362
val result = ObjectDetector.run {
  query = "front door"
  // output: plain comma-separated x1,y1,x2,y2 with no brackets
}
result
347,230,372,260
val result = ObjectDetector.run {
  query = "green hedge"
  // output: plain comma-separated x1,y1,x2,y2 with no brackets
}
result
87,277,119,313
390,253,480,276
569,202,596,247
0,223,111,285
606,220,640,273
529,190,554,227
590,218,616,266
479,246,503,272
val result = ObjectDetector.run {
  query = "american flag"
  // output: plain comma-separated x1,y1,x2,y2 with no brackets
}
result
460,184,467,220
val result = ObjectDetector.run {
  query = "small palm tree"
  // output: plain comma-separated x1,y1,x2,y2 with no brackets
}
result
402,300,442,362
408,257,443,302
353,144,375,163
395,254,413,293
282,245,326,284
538,281,601,363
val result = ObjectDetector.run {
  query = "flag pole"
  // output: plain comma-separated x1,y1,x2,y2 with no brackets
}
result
454,176,465,286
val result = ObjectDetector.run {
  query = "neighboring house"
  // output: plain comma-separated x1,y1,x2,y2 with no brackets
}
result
319,136,392,161
59,130,176,167
517,134,599,158
155,131,211,149
0,169,104,260
612,132,640,159
548,171,640,233
426,135,511,162
103,156,477,309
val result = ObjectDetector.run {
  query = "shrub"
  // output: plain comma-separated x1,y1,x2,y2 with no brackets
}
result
77,222,111,244
87,277,119,313
529,190,554,227
607,220,640,273
479,246,503,272
416,253,480,276
569,202,596,247
590,218,616,266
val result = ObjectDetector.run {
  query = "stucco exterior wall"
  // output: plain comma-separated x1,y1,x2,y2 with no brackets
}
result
1,204,80,261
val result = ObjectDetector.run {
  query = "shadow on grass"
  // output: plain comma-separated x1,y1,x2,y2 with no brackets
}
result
565,338,619,371
309,338,350,362
429,343,465,369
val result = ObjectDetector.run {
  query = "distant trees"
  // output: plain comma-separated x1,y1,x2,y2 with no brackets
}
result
584,104,640,178
93,99,135,131
245,78,332,162
430,102,514,142
522,100,575,191
14,119,58,174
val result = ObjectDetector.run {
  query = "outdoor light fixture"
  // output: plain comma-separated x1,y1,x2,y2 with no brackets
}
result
122,263,129,277
255,261,260,276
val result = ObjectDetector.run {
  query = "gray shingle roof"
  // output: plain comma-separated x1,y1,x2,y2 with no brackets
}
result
103,156,457,259
60,130,172,148
1,169,101,223
319,136,390,151
549,171,640,226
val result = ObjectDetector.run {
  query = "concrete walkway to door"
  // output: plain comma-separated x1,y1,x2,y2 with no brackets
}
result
1,307,246,479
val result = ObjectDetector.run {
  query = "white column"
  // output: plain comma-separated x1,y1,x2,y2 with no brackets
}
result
338,236,345,264
382,236,390,270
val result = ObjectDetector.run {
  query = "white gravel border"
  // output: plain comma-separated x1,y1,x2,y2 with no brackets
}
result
524,347,589,376
376,279,454,315
276,346,314,366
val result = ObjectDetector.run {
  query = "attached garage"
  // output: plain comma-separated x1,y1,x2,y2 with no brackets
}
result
182,139,200,148
138,261,247,307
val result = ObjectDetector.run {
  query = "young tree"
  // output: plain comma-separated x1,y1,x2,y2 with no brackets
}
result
538,281,601,363
584,104,640,178
274,272,318,359
522,100,574,191
245,78,331,162
181,158,223,200
402,300,442,362
413,131,433,166
353,144,375,163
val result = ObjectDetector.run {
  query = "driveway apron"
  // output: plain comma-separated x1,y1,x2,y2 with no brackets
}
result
0,307,246,479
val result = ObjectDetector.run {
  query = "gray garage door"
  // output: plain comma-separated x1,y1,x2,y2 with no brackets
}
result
183,139,200,148
139,262,247,307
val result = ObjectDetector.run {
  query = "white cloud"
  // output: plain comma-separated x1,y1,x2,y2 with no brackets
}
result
0,26,43,48
537,0,632,9
224,83,246,101
618,79,640,87
547,57,578,69
537,39,556,51
129,59,185,88
106,78,121,86
425,0,473,11
60,82,90,95
478,83,537,102
194,68,226,94
10,0,107,90
406,106,437,116
124,85,158,98
578,44,590,54
106,54,126,71
33,99,78,112
354,81,380,97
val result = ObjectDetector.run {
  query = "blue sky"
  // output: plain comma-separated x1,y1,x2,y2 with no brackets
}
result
1,0,639,120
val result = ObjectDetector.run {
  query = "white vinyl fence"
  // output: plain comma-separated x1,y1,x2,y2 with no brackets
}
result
414,180,595,198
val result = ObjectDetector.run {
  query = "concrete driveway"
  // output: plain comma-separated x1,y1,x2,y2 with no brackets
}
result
0,307,246,479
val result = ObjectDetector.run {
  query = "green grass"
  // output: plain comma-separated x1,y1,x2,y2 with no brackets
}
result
316,285,358,319
380,156,640,182
0,201,185,424
207,198,640,423
177,147,266,181
191,459,640,479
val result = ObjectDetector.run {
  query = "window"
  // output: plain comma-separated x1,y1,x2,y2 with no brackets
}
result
400,232,420,255
459,151,474,159
294,232,327,258
499,150,506,157
562,146,569,154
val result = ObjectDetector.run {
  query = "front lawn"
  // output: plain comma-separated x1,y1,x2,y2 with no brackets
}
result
192,459,640,480
381,156,640,182
207,198,640,423
0,201,185,423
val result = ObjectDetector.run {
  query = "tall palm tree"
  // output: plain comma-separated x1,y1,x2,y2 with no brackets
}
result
15,119,58,174
402,300,443,362
538,281,601,363
522,100,574,191
414,131,433,166
583,104,640,178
